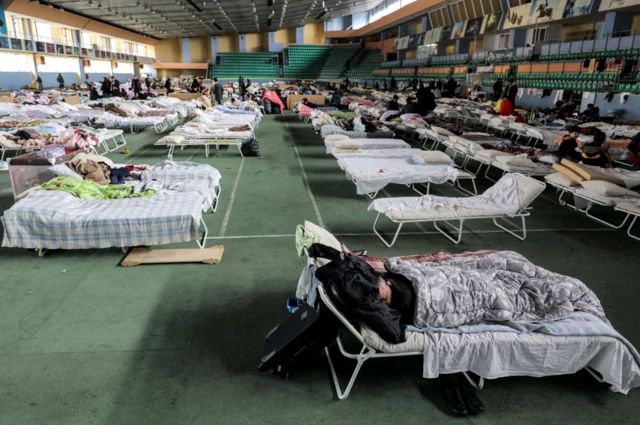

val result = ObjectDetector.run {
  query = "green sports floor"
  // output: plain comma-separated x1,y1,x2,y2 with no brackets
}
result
0,113,638,425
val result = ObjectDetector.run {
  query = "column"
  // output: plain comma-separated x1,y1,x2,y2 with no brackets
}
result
211,36,218,58
181,38,191,62
295,26,304,44
239,34,246,52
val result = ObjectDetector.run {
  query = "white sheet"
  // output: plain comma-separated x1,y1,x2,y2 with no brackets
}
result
325,138,409,154
368,176,520,217
338,157,459,195
423,331,640,394
333,148,424,159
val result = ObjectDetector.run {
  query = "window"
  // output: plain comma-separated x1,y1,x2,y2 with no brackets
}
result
532,27,548,44
124,42,135,55
12,17,24,38
370,3,385,23
498,33,510,49
100,36,111,51
61,28,75,46
0,52,32,72
35,22,52,43
137,44,148,57
386,0,401,15
81,32,92,48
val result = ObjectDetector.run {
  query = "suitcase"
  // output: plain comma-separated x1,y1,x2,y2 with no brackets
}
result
259,303,338,378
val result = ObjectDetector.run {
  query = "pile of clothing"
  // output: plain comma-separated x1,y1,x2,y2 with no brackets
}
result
2,128,52,149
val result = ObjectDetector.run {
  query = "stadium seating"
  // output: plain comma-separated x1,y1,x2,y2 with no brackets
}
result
318,44,360,80
344,49,383,81
213,52,279,78
285,45,331,79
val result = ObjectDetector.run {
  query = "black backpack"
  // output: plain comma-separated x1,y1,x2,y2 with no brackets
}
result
241,138,260,157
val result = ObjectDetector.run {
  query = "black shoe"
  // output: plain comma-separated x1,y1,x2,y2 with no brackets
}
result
460,381,485,415
440,384,468,417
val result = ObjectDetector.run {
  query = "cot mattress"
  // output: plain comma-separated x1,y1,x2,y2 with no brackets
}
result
385,205,499,221
1,190,203,250
573,189,638,207
101,115,169,127
616,202,640,215
491,160,553,175
332,148,424,159
359,313,640,394
324,138,409,154
337,157,459,195
320,125,394,139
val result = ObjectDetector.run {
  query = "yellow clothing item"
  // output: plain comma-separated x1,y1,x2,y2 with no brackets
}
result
494,98,504,113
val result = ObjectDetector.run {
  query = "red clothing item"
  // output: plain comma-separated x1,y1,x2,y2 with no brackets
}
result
499,98,514,116
263,90,285,111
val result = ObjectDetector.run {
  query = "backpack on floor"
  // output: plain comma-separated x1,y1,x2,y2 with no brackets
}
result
241,138,260,157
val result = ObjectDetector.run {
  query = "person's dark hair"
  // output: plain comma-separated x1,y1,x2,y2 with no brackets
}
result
593,129,606,146
393,95,398,100
587,103,594,109
213,78,218,82
556,100,564,107
567,125,581,133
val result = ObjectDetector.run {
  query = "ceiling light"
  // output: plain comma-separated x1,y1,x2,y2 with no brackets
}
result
98,2,104,9
136,1,141,7
88,0,94,5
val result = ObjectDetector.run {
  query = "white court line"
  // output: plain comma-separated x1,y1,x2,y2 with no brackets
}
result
206,227,615,240
218,157,245,237
284,115,325,228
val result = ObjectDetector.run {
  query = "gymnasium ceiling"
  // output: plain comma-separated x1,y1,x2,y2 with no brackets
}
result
38,0,386,38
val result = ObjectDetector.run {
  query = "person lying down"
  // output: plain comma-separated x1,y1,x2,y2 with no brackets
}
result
310,244,608,417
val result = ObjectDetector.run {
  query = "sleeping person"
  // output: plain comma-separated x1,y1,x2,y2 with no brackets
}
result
377,274,484,417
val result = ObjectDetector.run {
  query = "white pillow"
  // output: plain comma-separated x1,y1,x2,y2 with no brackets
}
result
476,149,512,159
325,134,348,142
580,180,640,198
116,103,140,115
49,163,83,179
72,152,114,166
413,150,452,163
545,172,579,187
157,135,185,144
335,140,364,149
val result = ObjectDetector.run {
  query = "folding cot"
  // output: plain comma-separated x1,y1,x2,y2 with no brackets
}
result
297,225,640,399
324,135,410,154
369,173,545,246
336,155,477,198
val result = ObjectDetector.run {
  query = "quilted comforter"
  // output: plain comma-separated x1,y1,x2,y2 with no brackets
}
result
386,250,607,328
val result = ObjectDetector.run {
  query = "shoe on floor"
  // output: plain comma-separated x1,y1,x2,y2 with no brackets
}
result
440,383,468,416
460,380,485,415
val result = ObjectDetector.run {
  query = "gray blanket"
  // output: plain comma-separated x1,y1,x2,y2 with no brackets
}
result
385,251,607,328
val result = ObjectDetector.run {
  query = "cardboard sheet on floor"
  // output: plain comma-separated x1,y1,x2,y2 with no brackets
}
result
121,245,224,267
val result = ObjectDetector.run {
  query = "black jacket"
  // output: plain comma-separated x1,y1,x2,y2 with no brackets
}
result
309,244,405,344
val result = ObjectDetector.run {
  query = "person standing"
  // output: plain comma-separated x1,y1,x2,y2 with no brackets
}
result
213,78,222,105
112,76,120,95
101,76,112,98
390,76,397,92
132,76,141,99
238,76,245,97
506,78,518,108
56,73,64,89
164,77,173,94
145,75,152,92
417,82,436,116
36,75,43,92
493,78,503,101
